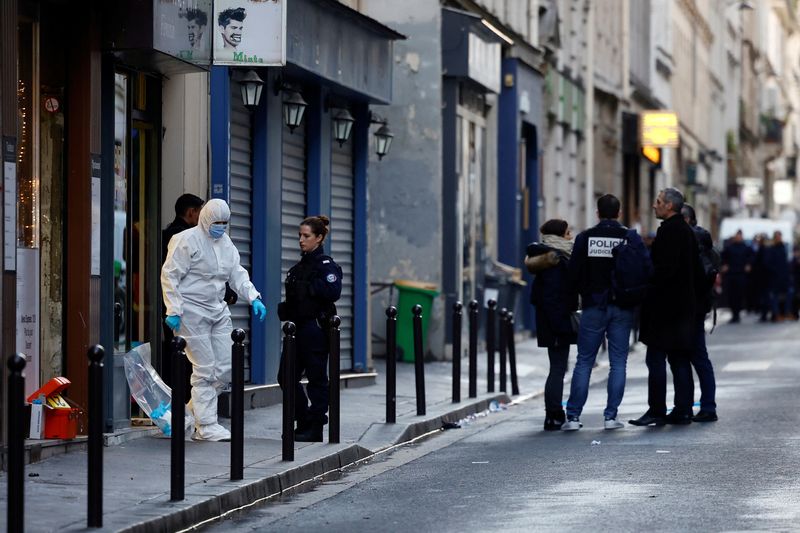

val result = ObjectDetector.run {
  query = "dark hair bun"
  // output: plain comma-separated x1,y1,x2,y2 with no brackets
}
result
318,215,330,226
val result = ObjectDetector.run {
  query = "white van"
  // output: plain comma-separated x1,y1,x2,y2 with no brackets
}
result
718,218,794,251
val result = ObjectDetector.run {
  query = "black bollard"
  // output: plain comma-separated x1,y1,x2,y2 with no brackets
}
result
468,300,478,399
452,301,463,403
385,306,398,424
498,308,508,393
486,299,497,393
282,322,297,461
329,316,341,444
507,312,520,396
7,354,26,533
412,304,426,416
87,345,105,528
231,329,246,481
171,336,187,501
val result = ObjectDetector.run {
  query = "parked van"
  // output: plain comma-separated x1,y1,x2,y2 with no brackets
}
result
719,218,794,251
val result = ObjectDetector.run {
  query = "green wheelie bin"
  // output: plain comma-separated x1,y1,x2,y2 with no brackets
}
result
393,280,439,362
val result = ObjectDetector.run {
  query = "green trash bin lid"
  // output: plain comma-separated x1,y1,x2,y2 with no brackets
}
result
393,279,439,296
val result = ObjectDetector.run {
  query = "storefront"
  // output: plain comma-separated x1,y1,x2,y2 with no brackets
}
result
1,0,210,434
441,7,503,341
498,58,545,331
210,0,401,384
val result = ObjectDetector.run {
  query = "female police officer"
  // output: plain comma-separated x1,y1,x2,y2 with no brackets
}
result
277,215,342,442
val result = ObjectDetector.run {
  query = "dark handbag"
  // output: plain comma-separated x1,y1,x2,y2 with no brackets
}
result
569,310,582,334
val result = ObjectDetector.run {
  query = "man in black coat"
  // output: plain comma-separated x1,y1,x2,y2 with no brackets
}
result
631,188,702,426
721,230,752,323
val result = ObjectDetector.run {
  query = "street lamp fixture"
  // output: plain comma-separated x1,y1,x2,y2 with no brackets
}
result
369,112,394,160
332,108,355,146
282,90,308,133
240,70,264,111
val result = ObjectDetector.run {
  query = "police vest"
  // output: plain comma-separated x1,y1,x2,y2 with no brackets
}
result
284,254,340,322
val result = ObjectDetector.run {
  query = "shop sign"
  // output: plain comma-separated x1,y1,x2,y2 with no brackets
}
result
642,145,661,166
16,248,39,397
467,32,500,94
154,0,213,64
737,177,763,206
43,96,60,114
641,111,679,148
213,0,286,66
774,179,794,205
3,137,16,271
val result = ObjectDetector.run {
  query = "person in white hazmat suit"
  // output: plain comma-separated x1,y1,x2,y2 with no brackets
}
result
161,198,267,441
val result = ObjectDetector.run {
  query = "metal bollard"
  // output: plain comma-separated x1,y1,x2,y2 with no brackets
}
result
231,329,246,481
452,301,463,403
282,322,297,461
88,345,105,528
468,300,478,399
486,299,497,393
498,308,508,393
385,306,398,424
329,316,342,444
171,336,187,501
412,304,426,416
7,354,26,533
507,312,520,396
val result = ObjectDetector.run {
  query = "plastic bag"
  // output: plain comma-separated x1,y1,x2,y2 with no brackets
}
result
123,343,194,437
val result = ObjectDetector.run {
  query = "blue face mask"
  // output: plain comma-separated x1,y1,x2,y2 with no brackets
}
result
209,223,227,239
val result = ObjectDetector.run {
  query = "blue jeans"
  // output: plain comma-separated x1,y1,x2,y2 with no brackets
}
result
690,318,716,413
566,305,634,419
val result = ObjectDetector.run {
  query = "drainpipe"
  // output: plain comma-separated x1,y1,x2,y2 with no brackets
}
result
585,0,595,228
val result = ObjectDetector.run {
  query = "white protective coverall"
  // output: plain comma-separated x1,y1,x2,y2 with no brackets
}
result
161,199,260,441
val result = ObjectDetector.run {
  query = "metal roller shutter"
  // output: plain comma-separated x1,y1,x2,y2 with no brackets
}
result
229,81,253,381
330,139,355,370
281,119,307,297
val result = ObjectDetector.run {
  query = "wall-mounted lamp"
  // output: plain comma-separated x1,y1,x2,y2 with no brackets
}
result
370,112,394,160
332,108,355,146
240,70,264,111
274,76,308,133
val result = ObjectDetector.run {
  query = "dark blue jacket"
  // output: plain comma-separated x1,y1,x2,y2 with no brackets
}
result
721,241,753,276
764,243,790,291
568,219,629,308
527,243,578,348
278,246,342,323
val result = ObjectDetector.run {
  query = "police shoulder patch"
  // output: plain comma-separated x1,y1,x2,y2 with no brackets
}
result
326,273,337,283
322,260,331,264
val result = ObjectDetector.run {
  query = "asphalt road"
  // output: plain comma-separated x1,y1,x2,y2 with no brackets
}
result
204,315,800,532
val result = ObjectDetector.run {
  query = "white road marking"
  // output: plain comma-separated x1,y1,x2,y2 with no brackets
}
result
722,360,773,372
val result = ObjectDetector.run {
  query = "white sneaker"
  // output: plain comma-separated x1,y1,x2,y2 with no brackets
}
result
604,418,624,430
193,423,231,442
561,418,582,431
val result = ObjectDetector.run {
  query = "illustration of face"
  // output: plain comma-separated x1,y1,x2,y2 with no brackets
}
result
220,20,244,49
188,20,205,48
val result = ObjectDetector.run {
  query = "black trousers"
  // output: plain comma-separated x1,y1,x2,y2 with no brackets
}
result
278,319,330,425
645,346,695,417
544,344,570,412
726,274,746,319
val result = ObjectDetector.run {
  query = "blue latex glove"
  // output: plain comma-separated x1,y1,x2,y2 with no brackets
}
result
252,299,267,321
165,315,181,331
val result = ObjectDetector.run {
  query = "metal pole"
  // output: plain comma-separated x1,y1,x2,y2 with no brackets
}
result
498,308,508,393
170,336,186,501
507,312,520,396
468,300,478,399
87,345,105,527
412,304,426,416
230,329,246,480
282,322,296,461
452,301,462,403
385,306,397,423
7,354,26,533
328,316,341,444
486,299,497,393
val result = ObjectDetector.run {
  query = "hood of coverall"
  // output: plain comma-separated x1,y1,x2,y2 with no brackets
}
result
198,198,231,236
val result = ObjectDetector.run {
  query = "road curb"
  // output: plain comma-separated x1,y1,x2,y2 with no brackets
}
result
115,394,515,532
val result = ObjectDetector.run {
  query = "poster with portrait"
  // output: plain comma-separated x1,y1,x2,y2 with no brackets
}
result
153,0,213,64
213,0,286,66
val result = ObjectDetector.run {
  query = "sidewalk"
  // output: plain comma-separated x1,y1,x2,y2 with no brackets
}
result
0,336,614,532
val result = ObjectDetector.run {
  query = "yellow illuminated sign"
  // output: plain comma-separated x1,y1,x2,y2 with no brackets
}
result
642,145,661,165
641,111,679,148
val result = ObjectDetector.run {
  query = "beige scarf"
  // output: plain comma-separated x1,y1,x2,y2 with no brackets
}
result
541,234,574,260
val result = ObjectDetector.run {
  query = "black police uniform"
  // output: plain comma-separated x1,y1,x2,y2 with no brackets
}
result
277,245,342,433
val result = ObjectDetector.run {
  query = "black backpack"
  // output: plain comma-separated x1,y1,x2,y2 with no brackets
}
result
610,230,654,308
